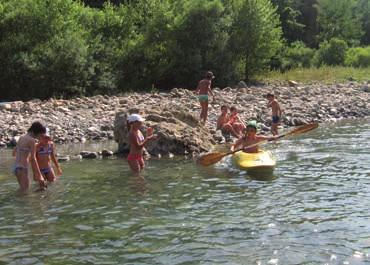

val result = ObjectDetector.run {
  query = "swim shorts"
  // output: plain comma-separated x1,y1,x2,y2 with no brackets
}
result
272,116,280,124
198,95,209,102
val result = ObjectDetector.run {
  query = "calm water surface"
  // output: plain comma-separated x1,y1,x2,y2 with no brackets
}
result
0,119,369,265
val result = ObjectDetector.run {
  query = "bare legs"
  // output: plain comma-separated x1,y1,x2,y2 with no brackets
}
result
199,101,209,124
128,158,145,173
15,168,30,193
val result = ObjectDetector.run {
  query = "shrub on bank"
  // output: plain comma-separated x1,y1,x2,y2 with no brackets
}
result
345,47,370,67
278,41,315,71
313,38,349,67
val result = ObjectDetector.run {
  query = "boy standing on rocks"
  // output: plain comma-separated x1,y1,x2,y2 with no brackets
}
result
266,93,282,135
196,71,215,124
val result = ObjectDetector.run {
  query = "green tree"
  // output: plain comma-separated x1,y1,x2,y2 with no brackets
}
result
357,0,370,45
229,0,283,81
316,0,363,46
271,0,305,43
295,0,319,47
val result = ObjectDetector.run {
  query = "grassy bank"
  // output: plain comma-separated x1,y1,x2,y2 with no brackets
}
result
262,66,370,84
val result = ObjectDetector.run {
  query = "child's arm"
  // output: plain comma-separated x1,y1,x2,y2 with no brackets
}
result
50,143,62,176
30,141,47,189
257,135,279,141
277,102,282,116
230,138,243,151
130,130,155,149
12,147,16,157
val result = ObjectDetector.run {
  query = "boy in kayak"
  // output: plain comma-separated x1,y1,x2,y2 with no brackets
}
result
266,93,282,135
231,121,277,153
196,71,215,124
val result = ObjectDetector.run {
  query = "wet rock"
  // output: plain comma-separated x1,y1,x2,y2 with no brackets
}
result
114,106,213,155
101,149,114,157
80,151,98,159
58,156,70,162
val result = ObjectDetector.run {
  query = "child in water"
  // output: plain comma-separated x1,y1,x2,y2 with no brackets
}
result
36,128,62,182
12,121,47,192
127,114,156,173
231,121,278,153
196,71,215,124
266,93,282,135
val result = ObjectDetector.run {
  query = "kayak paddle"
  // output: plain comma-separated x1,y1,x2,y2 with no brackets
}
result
197,123,319,167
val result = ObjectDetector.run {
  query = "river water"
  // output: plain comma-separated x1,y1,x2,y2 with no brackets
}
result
0,119,369,265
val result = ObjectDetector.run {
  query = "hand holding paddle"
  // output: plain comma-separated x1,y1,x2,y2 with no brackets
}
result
197,123,318,167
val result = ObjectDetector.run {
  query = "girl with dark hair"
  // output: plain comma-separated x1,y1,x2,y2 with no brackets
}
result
12,121,47,192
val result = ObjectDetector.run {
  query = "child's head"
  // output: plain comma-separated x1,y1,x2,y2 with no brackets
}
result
205,71,215,80
127,114,145,129
220,105,228,114
40,128,51,144
266,93,275,101
230,106,237,114
245,120,258,135
28,121,46,138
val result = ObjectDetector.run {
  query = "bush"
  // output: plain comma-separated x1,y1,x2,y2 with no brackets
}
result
0,0,93,99
345,46,370,67
313,38,348,66
279,41,315,71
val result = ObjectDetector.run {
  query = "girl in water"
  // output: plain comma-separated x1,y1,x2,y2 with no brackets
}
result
12,122,47,192
127,114,156,173
36,128,62,182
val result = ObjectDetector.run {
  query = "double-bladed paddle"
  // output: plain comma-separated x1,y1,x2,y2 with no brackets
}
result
197,123,319,167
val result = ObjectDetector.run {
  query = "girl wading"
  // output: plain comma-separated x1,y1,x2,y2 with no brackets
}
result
12,122,47,192
127,114,157,173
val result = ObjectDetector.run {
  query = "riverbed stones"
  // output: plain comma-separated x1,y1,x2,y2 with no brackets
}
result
0,82,369,152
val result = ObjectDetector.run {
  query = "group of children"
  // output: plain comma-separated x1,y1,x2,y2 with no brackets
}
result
125,71,282,174
13,71,282,188
12,122,62,192
197,70,282,152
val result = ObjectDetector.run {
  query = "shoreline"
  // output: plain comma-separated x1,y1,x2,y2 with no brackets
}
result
1,81,369,151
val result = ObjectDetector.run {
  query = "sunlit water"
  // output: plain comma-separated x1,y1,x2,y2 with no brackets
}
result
0,119,369,265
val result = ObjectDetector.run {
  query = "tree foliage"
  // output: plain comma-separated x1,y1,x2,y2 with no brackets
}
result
1,0,370,100
316,0,363,46
229,0,283,81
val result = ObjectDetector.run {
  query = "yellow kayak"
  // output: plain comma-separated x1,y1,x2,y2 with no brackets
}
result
232,150,276,174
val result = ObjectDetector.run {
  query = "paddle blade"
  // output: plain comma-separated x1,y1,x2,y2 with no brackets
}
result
285,123,319,137
197,152,227,166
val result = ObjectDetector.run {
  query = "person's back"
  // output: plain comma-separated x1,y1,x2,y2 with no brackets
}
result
14,134,33,170
197,78,211,95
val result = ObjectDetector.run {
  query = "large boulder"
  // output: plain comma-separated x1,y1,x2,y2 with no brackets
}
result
114,105,215,156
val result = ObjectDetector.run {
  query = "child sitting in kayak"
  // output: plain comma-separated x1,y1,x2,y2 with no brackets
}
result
231,121,277,153
127,114,157,173
36,128,62,182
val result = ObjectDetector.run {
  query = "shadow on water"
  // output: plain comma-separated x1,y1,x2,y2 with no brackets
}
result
247,172,278,181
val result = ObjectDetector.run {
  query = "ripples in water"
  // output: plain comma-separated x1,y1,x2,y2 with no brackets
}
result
0,119,369,264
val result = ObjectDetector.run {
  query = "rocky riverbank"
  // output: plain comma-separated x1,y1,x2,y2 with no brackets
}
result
1,81,369,155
